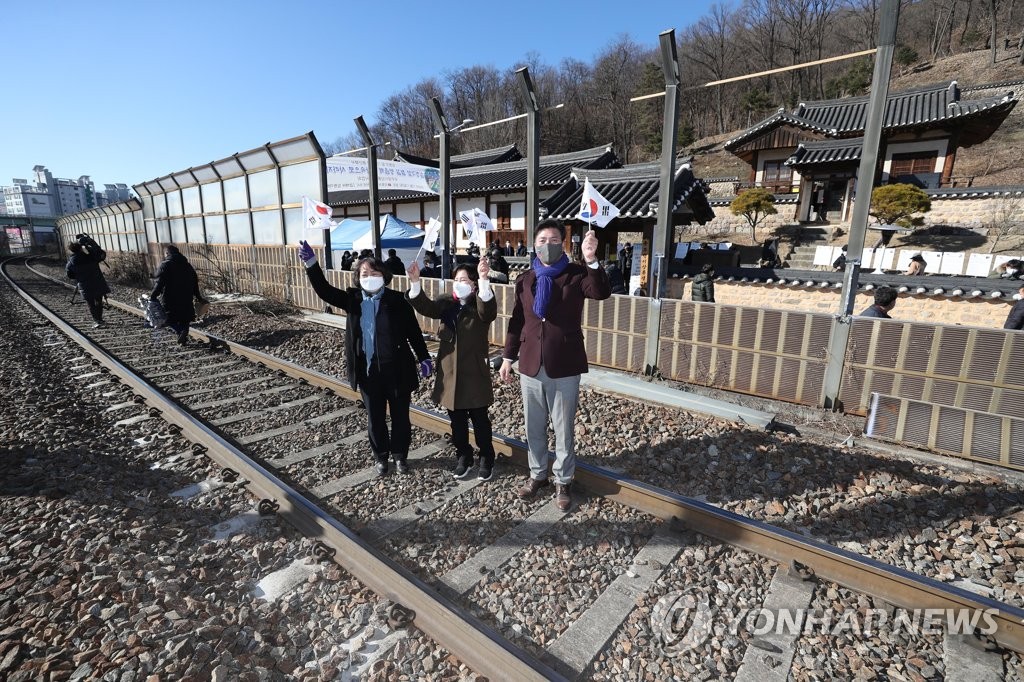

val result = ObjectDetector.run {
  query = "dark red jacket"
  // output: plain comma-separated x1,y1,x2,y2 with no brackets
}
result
503,262,611,379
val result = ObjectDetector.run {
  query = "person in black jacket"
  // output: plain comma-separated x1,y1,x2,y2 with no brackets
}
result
858,286,897,318
298,240,432,476
151,244,206,345
691,264,716,302
385,249,405,277
604,260,626,294
1004,284,1024,330
66,234,110,328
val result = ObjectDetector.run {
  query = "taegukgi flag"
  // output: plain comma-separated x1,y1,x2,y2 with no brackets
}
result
577,178,620,228
460,208,494,245
423,217,442,250
303,196,337,231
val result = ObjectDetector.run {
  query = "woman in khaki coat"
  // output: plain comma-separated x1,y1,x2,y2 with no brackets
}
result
407,257,498,480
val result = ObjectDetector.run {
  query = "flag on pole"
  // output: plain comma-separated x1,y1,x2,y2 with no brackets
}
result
577,179,620,228
303,196,336,231
460,208,494,246
423,217,442,250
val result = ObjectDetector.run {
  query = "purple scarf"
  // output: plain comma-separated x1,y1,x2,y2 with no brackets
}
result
532,253,569,320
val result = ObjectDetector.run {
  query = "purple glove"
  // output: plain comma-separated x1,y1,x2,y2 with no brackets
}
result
298,240,317,267
419,359,434,378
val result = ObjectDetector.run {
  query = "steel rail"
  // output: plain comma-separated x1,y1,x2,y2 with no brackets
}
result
19,258,1024,654
2,257,563,682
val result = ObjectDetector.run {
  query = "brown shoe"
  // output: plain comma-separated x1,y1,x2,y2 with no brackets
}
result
554,483,572,512
517,477,548,500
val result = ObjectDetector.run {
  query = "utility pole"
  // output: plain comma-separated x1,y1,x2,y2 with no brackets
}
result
354,116,382,259
517,67,540,248
429,97,453,279
821,0,901,410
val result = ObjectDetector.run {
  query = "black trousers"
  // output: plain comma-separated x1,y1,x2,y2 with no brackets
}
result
448,407,494,460
359,362,412,462
85,295,103,322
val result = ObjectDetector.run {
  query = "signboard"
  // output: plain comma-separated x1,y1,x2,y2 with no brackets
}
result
326,158,440,194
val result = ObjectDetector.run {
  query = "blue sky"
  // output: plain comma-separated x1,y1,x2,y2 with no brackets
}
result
1,1,713,191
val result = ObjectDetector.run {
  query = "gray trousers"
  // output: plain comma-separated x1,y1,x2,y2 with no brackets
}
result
520,365,580,485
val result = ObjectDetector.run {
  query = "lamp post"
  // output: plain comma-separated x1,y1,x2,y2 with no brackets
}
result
429,98,472,280
354,116,382,259
516,67,541,248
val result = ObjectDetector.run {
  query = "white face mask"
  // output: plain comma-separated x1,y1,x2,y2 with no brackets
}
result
360,276,385,293
453,281,474,300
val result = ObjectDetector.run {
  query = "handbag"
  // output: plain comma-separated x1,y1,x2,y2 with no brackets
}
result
142,297,168,328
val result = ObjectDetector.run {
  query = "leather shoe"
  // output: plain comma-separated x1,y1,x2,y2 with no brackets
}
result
517,477,548,500
554,483,572,512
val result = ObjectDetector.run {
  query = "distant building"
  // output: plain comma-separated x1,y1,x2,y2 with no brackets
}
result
0,166,134,218
722,81,1019,223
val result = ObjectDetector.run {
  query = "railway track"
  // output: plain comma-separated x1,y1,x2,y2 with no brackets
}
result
5,255,1024,680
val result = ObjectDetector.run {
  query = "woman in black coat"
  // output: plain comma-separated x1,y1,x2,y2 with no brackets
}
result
151,244,205,345
66,234,110,328
298,241,432,476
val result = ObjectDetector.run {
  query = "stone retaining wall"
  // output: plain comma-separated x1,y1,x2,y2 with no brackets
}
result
665,277,1016,329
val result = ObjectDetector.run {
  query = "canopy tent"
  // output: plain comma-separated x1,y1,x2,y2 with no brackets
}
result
329,214,425,251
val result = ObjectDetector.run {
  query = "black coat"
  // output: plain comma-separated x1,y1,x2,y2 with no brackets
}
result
66,247,109,298
304,264,429,391
1004,299,1024,330
605,264,626,294
691,273,715,302
152,253,201,324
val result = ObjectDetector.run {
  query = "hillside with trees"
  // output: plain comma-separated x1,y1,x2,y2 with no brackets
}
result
325,1,1024,185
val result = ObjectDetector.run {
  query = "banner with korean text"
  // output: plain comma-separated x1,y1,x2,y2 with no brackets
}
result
326,158,441,194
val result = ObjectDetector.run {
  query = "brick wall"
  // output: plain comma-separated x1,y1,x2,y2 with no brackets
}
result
922,195,1024,229
665,278,1016,329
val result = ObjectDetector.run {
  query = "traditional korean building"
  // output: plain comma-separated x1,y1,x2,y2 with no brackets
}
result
541,160,715,264
722,81,1018,223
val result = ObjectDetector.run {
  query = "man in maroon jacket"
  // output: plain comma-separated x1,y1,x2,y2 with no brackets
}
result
499,218,611,511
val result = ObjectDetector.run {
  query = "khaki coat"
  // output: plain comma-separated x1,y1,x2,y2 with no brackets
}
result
408,289,497,410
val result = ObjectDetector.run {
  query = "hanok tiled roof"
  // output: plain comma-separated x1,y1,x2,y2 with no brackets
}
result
329,145,618,207
707,193,801,207
785,138,864,168
925,185,1024,199
724,81,1018,150
723,109,833,150
392,144,521,169
541,160,714,225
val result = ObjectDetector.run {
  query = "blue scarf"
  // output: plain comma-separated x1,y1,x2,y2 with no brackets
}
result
532,253,569,320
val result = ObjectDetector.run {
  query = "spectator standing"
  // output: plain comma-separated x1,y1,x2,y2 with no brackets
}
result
297,241,432,476
990,259,1022,279
467,243,481,259
604,260,626,294
385,249,405,277
65,235,109,327
65,234,110,328
618,243,634,275
340,251,354,271
500,219,611,511
691,263,716,302
516,240,528,257
832,245,848,272
905,254,926,276
1005,284,1024,330
151,244,206,345
407,258,498,479
858,286,897,318
504,240,514,257
487,246,509,278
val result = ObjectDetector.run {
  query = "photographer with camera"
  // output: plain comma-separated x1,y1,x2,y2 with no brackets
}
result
65,234,110,328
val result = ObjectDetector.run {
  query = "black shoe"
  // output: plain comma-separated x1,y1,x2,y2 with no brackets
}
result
394,458,409,475
477,454,495,482
177,330,189,345
452,455,473,480
375,462,388,477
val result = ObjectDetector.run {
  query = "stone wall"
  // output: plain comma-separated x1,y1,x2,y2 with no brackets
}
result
922,195,1024,229
695,192,1024,238
665,277,1015,329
